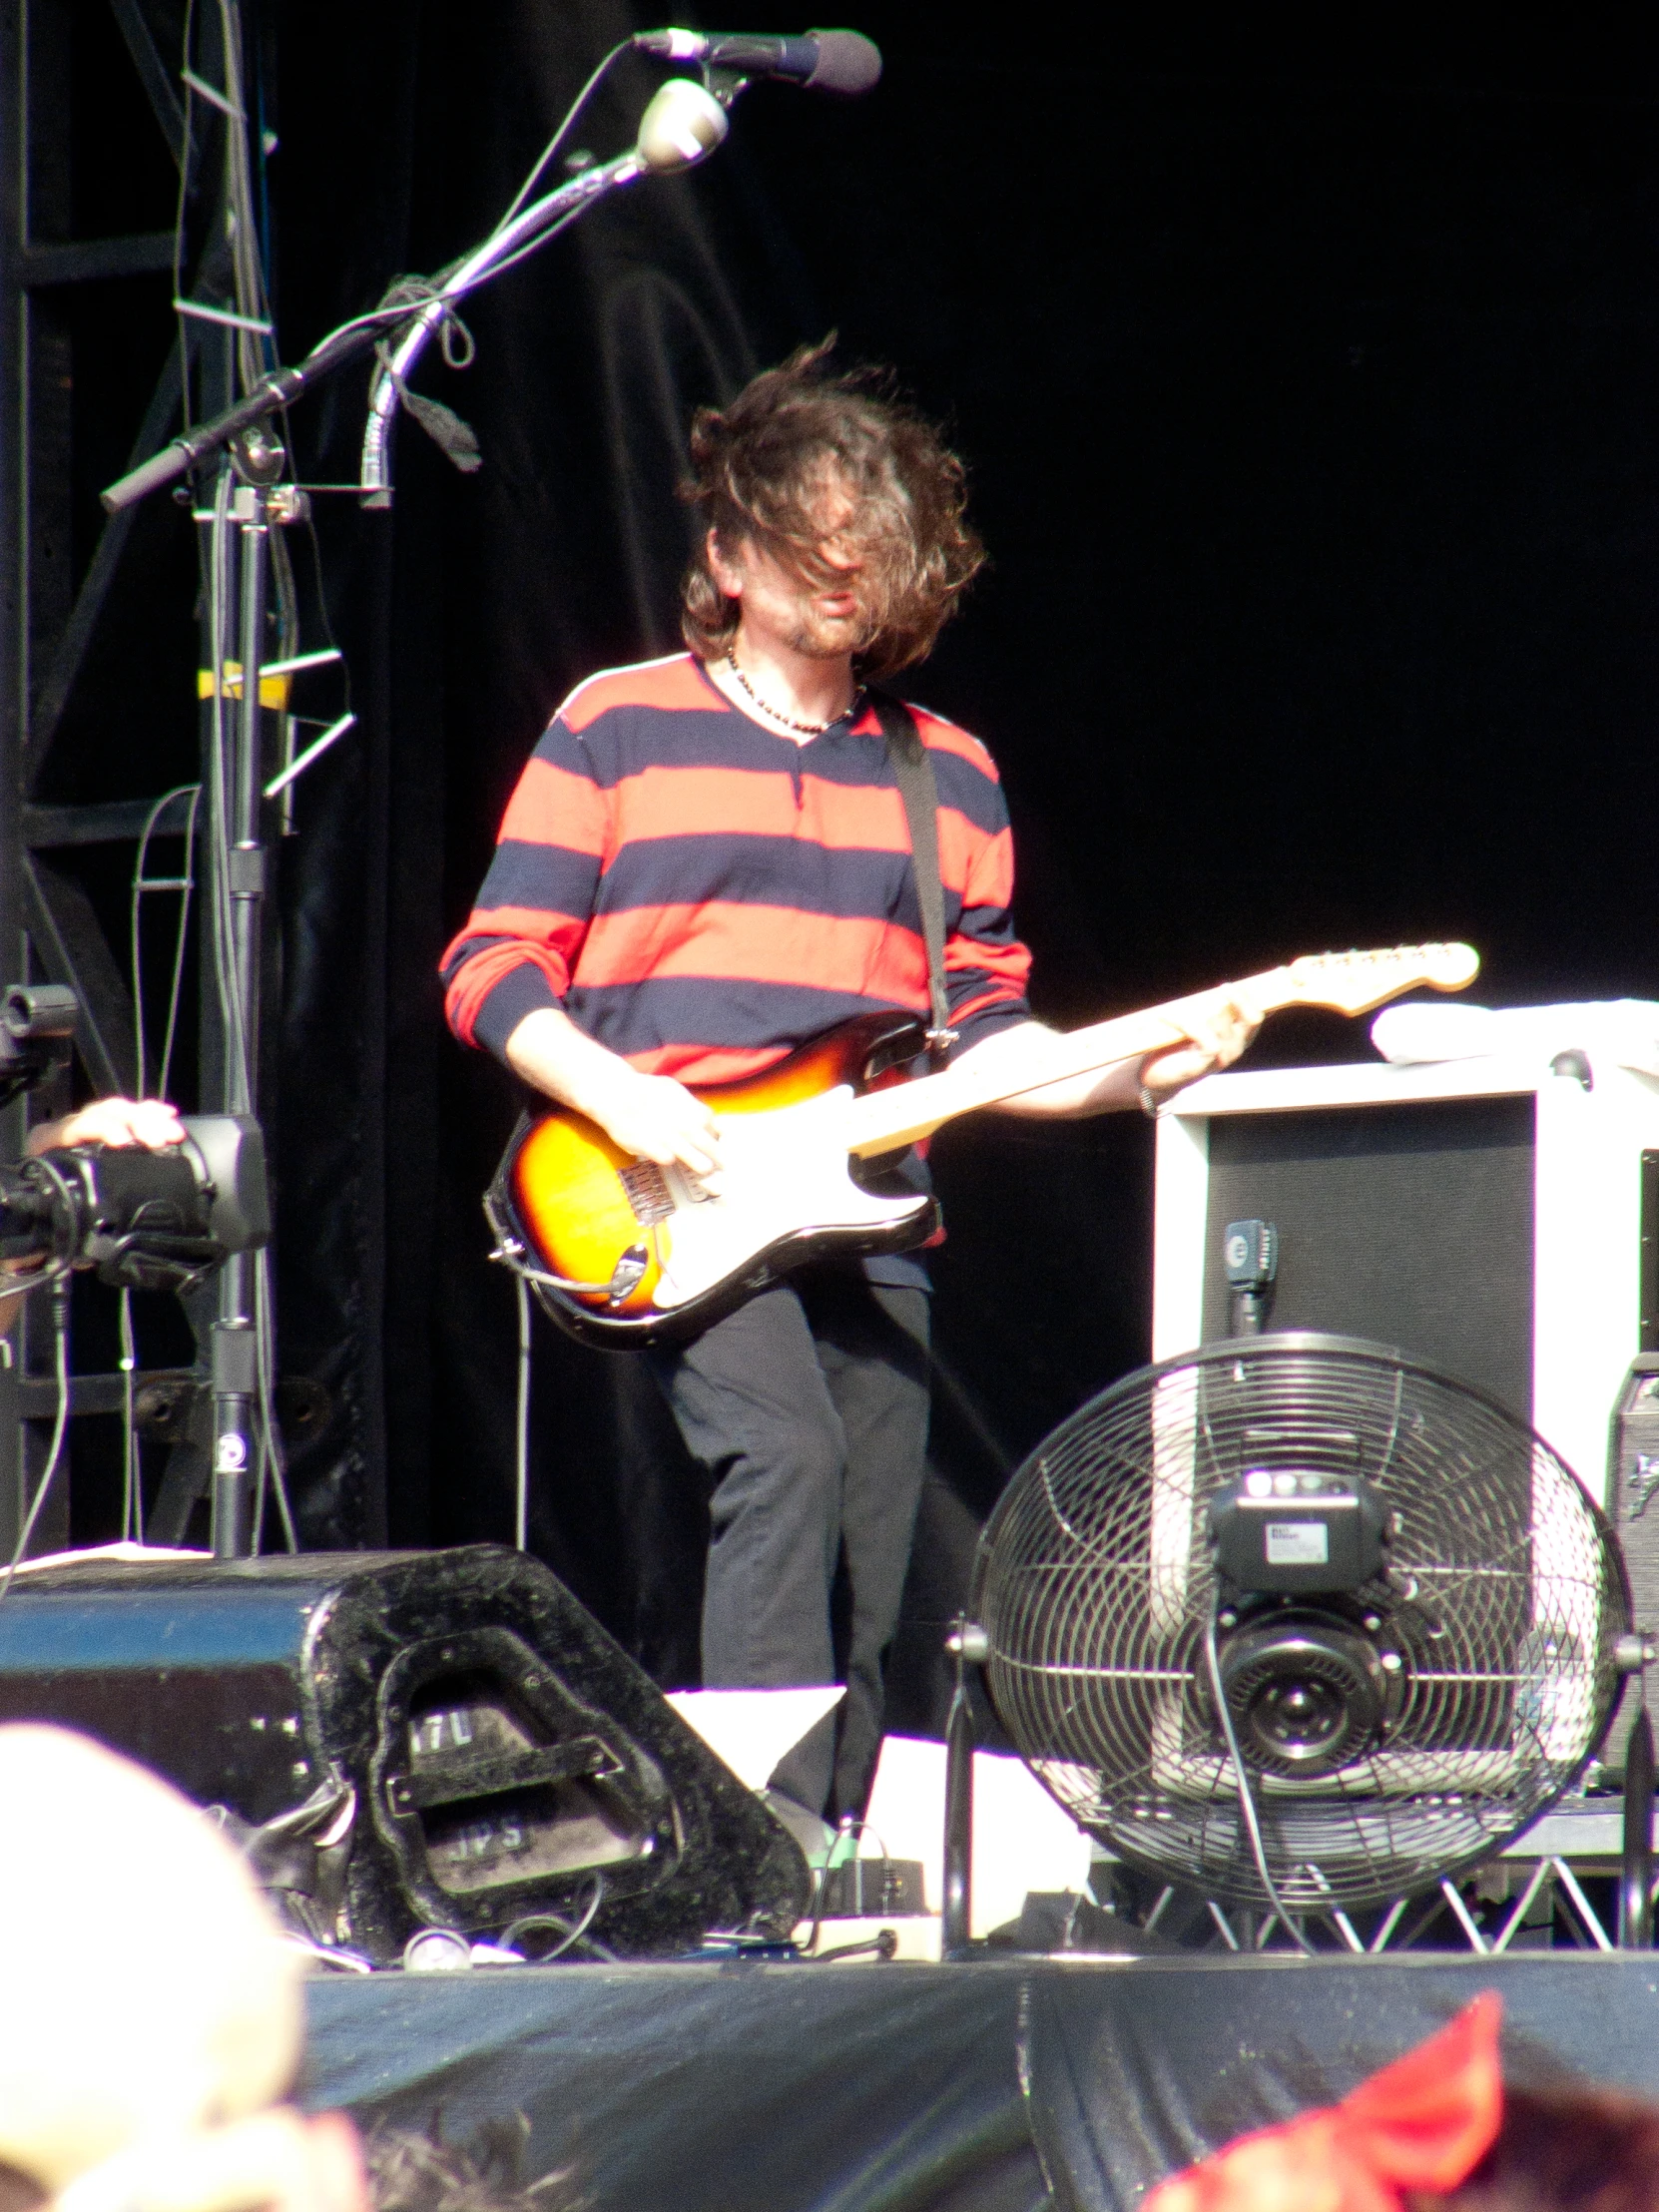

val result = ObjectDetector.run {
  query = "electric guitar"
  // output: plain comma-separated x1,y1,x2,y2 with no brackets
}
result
486,941,1480,1349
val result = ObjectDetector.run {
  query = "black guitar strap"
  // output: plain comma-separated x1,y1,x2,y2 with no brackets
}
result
868,689,957,1072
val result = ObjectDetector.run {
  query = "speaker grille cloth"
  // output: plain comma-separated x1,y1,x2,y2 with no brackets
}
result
1201,1095,1535,1420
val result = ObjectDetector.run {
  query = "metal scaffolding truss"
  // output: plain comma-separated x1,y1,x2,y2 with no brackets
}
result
1106,1794,1655,1955
0,0,257,1551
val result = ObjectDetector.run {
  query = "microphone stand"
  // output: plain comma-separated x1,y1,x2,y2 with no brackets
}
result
100,74,734,1555
208,437,283,1555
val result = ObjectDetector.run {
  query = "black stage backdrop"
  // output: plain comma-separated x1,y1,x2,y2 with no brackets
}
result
242,13,1659,1728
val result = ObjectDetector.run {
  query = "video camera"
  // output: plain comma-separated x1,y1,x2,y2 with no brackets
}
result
0,984,270,1294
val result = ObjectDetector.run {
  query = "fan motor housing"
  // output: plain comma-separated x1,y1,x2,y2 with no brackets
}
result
1214,1610,1399,1778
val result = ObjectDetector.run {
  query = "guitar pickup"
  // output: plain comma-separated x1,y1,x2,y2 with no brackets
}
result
664,1162,718,1207
619,1161,673,1223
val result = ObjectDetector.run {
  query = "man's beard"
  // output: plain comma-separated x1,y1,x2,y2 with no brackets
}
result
788,606,873,658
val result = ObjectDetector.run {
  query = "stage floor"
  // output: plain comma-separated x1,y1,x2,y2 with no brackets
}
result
301,1951,1659,2212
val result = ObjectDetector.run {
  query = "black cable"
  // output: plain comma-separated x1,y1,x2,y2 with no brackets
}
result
809,1929,899,1963
495,39,633,232
173,0,199,433
1203,1615,1317,1955
794,1816,890,1958
794,1876,827,1958
150,37,640,502
502,1875,614,1961
440,206,590,299
0,1278,70,1605
288,39,633,393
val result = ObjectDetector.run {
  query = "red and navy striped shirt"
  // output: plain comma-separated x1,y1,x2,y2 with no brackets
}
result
441,651,1033,1082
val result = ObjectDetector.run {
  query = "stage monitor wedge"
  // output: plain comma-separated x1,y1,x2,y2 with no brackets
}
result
0,1546,810,1961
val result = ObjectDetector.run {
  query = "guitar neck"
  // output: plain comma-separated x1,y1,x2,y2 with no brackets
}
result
844,966,1294,1159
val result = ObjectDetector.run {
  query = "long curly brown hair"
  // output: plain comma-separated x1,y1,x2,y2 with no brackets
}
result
679,339,985,684
1415,2084,1659,2212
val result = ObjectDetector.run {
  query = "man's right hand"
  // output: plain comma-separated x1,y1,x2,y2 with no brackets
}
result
588,1069,722,1178
504,1005,721,1178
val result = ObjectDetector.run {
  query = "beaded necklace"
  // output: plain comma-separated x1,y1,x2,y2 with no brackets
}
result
726,654,859,737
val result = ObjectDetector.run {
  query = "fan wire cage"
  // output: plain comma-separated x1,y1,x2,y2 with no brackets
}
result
970,1335,1633,1916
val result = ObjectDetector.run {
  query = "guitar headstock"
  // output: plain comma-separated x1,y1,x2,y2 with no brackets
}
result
1285,941,1480,1016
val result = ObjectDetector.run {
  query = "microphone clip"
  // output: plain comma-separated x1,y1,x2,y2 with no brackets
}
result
702,66,748,105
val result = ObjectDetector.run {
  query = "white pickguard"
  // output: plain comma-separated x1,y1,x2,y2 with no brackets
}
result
650,1085,928,1311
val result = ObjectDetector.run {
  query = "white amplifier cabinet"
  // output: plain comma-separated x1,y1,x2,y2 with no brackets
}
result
1152,1053,1659,1505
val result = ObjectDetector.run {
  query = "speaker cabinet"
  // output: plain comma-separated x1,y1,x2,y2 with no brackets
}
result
1605,1352,1659,1764
1153,1052,1659,1503
0,1546,808,1960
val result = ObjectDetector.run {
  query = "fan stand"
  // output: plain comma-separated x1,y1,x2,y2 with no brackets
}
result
948,1618,1658,1953
1621,1704,1655,1947
941,1617,988,1958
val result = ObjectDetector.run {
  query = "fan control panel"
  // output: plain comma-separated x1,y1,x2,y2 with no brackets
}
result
1209,1467,1389,1596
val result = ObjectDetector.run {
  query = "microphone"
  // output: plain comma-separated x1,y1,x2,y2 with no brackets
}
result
632,27,882,95
635,78,731,172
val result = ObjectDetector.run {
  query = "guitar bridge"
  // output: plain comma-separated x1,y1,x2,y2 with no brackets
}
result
619,1160,673,1225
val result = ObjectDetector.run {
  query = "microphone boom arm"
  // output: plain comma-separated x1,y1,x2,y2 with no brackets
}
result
99,81,727,515
358,150,645,506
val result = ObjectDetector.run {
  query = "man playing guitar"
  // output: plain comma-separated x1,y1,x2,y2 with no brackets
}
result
441,343,1258,1820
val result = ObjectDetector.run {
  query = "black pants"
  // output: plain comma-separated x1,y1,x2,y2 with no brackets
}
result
647,1269,930,1819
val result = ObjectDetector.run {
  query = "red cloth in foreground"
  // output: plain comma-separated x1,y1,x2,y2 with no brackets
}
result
1144,1992,1504,2212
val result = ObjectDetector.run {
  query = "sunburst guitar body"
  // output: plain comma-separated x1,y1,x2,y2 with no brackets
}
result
486,941,1481,1350
489,1010,934,1349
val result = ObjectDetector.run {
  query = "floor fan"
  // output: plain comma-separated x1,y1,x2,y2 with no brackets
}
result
943,1334,1652,1950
